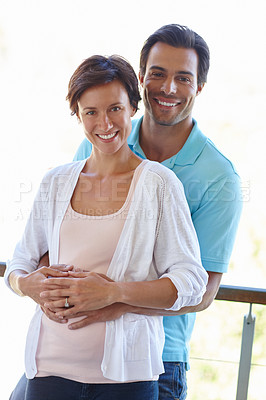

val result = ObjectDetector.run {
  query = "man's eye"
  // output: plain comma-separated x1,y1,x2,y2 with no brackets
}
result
177,77,190,83
151,72,164,77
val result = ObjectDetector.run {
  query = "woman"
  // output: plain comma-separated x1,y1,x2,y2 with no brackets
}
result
5,55,208,400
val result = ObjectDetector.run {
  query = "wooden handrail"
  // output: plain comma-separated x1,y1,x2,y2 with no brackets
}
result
1,261,266,305
0,262,6,277
216,284,266,305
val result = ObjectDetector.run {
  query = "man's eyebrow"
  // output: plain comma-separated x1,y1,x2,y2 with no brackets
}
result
149,65,195,76
149,66,166,72
178,70,195,77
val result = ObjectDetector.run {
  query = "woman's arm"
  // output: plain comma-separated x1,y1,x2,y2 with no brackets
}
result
41,272,178,314
49,271,220,330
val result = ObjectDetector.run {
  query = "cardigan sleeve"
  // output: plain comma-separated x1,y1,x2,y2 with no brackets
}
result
153,169,208,311
4,173,51,291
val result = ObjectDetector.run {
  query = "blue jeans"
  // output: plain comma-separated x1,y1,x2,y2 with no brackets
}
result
10,362,187,400
11,375,158,400
158,362,187,400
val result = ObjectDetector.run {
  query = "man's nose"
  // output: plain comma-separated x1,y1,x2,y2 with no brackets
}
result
161,77,177,95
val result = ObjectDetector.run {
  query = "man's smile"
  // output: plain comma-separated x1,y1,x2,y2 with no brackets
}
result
154,98,182,108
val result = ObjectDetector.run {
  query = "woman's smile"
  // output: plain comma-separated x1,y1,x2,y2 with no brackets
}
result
96,131,119,141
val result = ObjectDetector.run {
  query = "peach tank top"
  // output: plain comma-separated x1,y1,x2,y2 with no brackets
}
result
36,162,145,383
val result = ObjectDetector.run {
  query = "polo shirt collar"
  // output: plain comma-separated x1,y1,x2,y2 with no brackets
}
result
172,119,208,166
128,117,146,159
128,117,208,167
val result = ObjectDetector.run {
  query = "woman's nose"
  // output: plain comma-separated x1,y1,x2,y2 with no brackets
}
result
97,113,113,132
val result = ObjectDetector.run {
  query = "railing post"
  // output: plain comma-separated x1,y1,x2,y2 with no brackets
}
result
236,303,256,400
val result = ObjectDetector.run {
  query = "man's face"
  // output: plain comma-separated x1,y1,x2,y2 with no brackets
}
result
140,42,203,126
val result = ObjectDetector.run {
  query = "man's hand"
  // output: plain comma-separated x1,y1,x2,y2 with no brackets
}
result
66,303,130,330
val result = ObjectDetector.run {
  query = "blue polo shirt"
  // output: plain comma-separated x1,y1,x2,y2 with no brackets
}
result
73,117,242,367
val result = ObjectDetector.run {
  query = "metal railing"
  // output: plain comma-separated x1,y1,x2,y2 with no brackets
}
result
1,262,265,399
215,284,266,399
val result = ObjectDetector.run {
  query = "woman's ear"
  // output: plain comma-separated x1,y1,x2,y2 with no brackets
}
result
76,110,81,123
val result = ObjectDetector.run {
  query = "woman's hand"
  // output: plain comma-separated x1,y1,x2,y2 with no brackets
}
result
40,271,117,315
10,266,69,300
10,265,74,323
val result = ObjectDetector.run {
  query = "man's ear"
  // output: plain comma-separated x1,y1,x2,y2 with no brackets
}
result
131,107,137,117
196,83,205,96
139,71,144,87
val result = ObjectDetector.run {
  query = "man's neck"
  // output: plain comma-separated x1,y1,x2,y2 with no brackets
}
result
139,114,194,163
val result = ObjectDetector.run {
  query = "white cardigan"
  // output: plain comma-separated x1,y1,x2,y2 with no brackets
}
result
5,159,208,382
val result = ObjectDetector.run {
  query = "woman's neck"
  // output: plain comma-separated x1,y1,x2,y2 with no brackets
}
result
84,147,142,178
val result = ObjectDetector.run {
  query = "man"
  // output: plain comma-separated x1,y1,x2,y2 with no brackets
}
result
10,24,242,400
70,24,242,399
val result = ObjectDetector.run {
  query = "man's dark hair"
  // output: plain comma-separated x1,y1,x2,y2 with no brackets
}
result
67,55,141,116
140,24,210,85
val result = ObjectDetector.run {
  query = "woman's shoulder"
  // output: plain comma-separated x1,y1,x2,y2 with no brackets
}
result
144,160,182,186
41,159,86,182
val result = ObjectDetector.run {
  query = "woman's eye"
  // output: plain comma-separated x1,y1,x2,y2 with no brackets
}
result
86,111,95,115
111,106,120,112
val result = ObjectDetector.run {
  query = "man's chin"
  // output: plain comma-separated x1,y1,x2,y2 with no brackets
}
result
152,115,180,127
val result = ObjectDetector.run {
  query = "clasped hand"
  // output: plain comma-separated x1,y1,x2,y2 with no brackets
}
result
40,270,116,318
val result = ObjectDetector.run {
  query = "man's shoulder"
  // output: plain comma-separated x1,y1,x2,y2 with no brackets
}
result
144,160,183,189
128,116,143,144
190,122,240,179
132,116,142,129
73,138,92,161
203,138,239,177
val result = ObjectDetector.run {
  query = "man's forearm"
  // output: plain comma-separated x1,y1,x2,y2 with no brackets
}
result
129,301,208,317
38,252,49,268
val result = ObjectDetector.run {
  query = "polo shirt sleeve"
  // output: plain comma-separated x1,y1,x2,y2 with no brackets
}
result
192,172,243,273
73,138,92,161
153,170,208,311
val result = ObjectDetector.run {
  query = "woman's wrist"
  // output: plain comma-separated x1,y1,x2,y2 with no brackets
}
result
9,270,27,296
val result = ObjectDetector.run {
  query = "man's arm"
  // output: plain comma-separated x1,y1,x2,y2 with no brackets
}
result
48,270,220,330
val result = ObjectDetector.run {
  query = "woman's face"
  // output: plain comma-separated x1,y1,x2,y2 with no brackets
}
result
77,80,136,156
